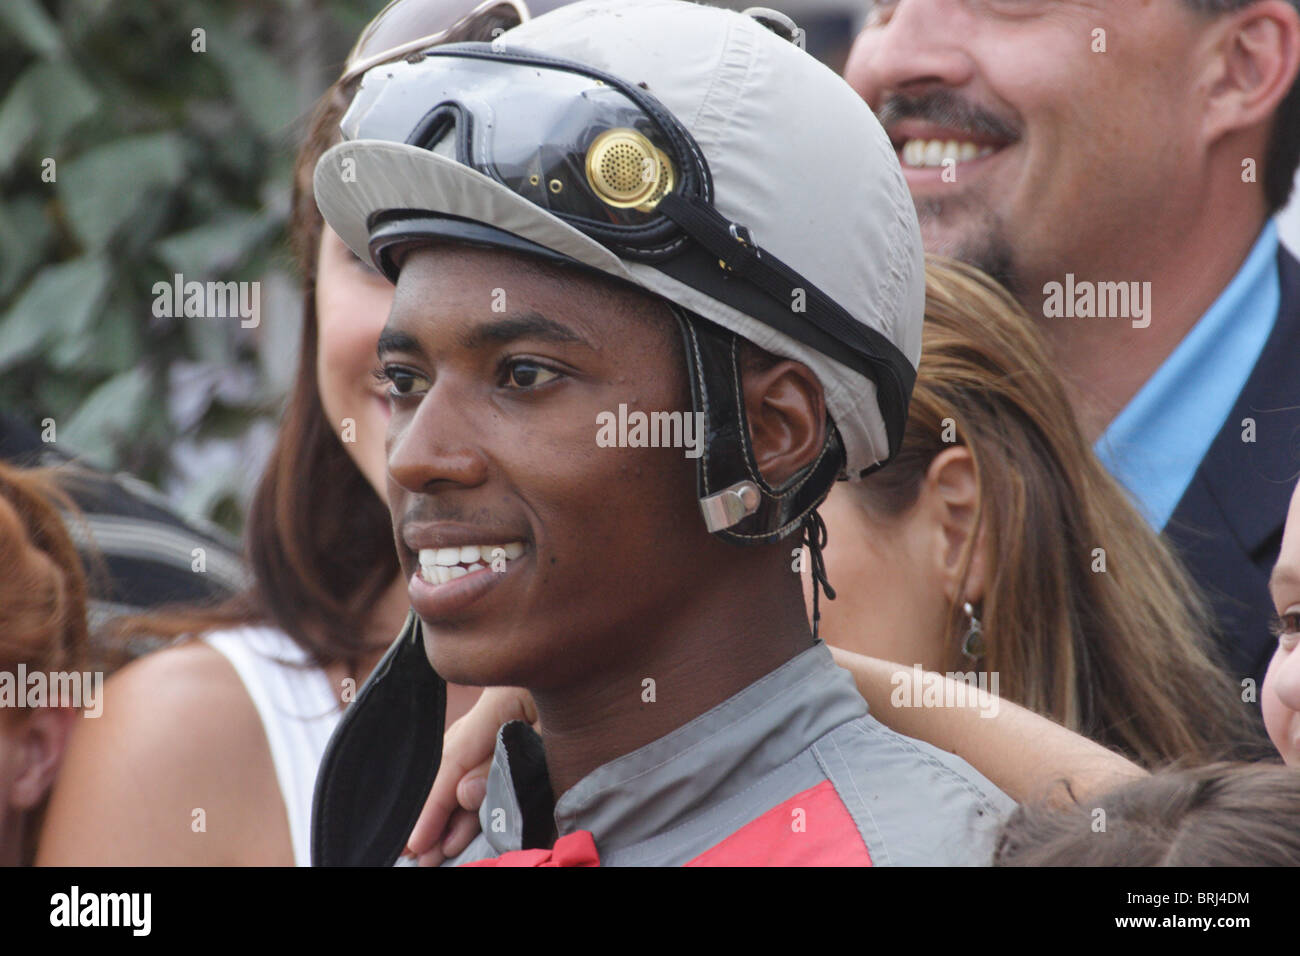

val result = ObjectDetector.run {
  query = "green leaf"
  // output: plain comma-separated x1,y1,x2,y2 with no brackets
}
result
83,301,144,374
49,298,142,373
204,24,298,139
154,210,273,277
58,131,186,251
61,367,155,469
57,0,114,47
0,196,55,300
0,61,95,176
0,65,41,175
0,256,111,371
0,0,63,58
32,371,86,426
182,310,237,366
28,61,102,158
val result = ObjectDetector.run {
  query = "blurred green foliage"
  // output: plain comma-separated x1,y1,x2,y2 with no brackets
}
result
0,0,384,531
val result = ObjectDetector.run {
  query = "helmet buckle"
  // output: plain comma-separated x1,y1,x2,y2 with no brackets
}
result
699,480,761,532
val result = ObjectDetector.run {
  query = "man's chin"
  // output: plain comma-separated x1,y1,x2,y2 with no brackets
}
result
420,628,527,689
917,209,1020,298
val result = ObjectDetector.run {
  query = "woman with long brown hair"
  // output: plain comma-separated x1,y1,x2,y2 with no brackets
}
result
816,257,1263,764
815,257,1261,768
38,0,537,867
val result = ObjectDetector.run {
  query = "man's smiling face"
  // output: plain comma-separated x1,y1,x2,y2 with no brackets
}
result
378,245,709,691
846,0,1208,295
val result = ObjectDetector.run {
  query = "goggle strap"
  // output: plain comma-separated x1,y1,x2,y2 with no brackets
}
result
657,190,913,461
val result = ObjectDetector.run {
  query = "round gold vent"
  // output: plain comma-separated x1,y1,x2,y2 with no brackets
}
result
585,128,674,212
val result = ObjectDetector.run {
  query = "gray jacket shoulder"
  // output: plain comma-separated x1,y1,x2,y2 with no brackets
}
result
813,714,1017,866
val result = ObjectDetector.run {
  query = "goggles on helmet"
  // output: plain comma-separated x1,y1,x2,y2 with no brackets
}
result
340,0,531,86
338,44,915,467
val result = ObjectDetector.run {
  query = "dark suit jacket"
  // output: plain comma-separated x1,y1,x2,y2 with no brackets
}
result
1165,243,1300,693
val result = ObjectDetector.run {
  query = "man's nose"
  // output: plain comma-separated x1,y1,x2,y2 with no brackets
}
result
387,385,489,494
845,0,975,106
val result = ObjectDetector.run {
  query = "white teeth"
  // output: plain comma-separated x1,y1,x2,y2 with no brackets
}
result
417,542,527,585
900,138,999,168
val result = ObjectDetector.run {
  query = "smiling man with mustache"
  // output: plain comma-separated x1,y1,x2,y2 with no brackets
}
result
848,0,1300,695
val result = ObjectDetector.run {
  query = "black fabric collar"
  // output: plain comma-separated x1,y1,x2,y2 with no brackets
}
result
311,611,446,866
498,721,556,850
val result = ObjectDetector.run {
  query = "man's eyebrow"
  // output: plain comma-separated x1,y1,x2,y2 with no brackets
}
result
377,329,422,359
457,311,595,351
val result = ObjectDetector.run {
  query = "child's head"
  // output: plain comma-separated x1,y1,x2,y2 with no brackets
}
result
993,761,1300,866
0,463,88,865
1264,480,1300,765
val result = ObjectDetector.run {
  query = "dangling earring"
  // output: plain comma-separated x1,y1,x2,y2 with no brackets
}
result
960,601,985,660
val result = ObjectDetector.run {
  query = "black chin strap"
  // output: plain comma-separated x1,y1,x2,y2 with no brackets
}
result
312,611,446,866
804,509,836,640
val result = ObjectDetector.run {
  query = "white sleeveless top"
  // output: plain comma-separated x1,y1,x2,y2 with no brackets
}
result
202,626,341,867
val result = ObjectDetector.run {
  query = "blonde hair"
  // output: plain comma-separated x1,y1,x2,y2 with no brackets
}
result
855,256,1261,767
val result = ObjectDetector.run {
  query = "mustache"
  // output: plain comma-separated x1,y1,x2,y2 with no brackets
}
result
399,500,494,527
875,90,1021,144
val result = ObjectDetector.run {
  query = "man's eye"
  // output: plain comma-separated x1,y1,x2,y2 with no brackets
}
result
503,361,560,390
381,365,429,397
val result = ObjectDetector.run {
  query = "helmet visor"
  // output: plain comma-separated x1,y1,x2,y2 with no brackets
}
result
341,48,682,229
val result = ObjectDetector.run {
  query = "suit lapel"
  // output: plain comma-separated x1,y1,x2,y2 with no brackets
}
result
1165,245,1300,684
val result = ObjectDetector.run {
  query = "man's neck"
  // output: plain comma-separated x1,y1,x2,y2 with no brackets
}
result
1025,206,1271,442
532,562,813,802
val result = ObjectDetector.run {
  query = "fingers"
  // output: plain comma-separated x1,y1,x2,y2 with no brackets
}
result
406,720,475,857
406,686,536,857
443,806,485,861
414,807,482,866
457,763,489,811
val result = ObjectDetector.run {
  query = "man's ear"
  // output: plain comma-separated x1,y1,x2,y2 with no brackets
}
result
919,446,987,606
1200,0,1300,145
743,360,827,487
9,707,77,811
